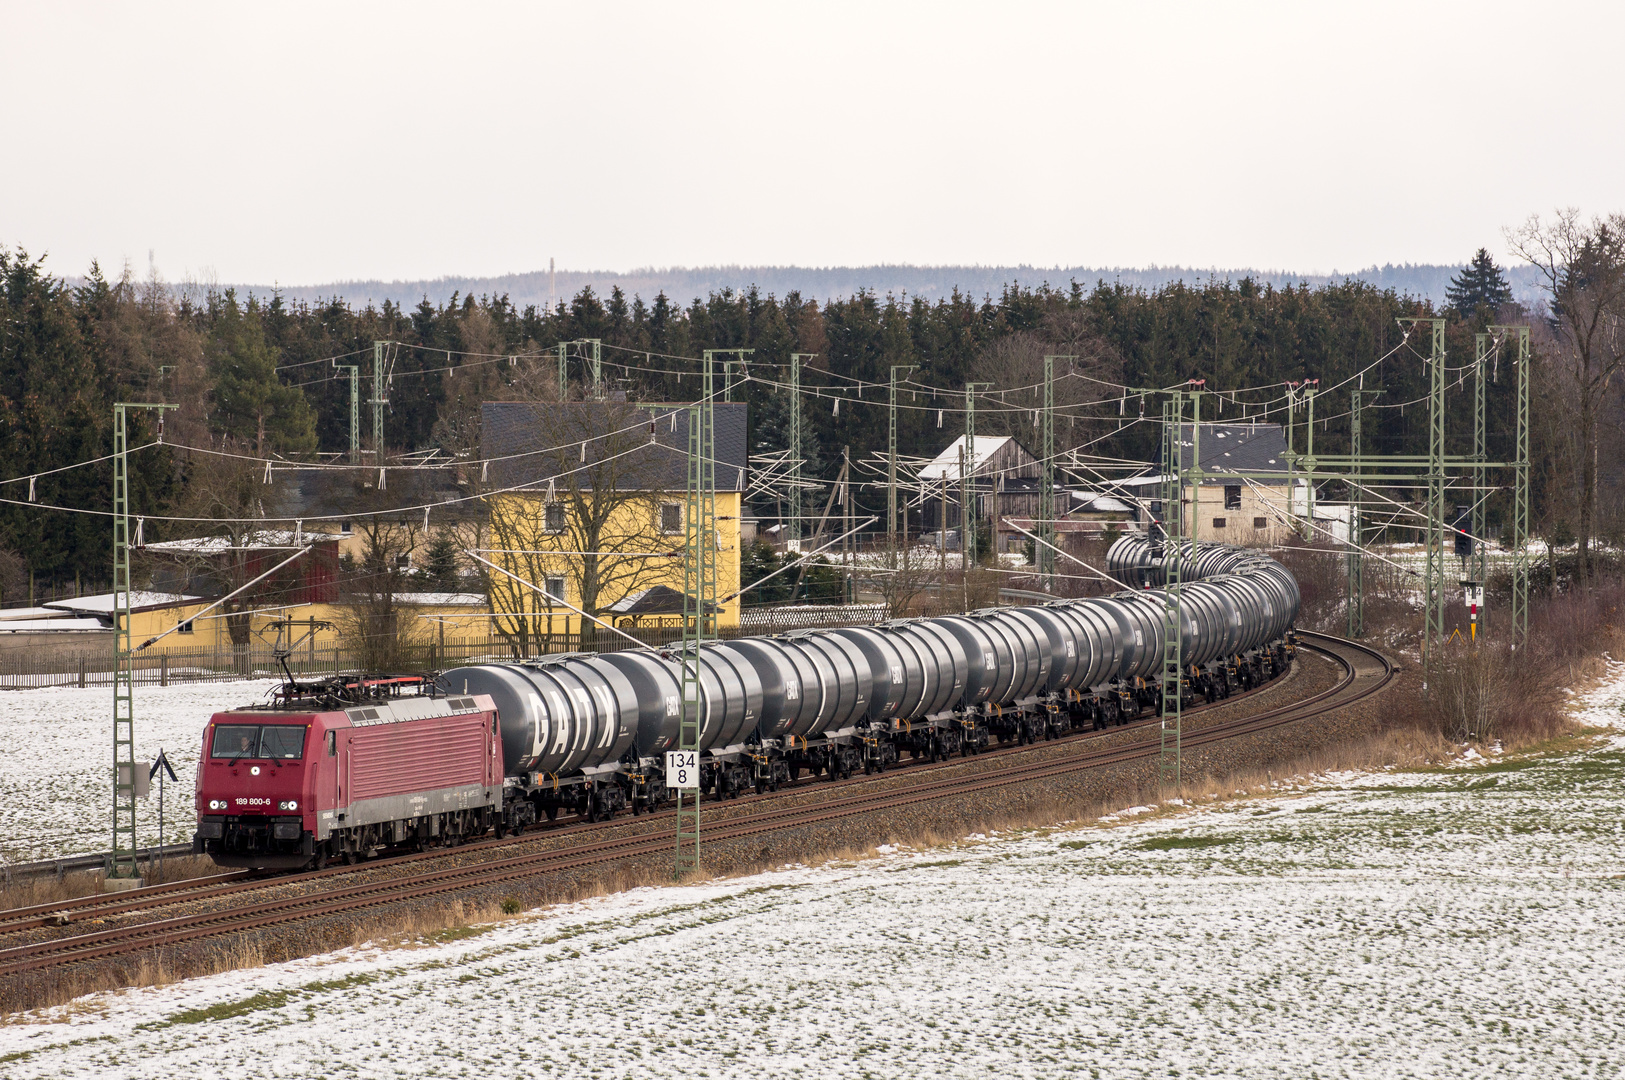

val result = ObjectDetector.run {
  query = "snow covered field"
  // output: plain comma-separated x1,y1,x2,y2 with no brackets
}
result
0,680,280,863
4,662,1624,1078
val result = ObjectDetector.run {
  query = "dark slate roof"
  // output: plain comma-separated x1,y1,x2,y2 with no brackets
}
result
260,466,477,521
1158,423,1292,485
605,584,720,616
481,402,748,493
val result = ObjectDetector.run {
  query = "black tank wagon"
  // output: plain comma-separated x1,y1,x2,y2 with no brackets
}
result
440,536,1301,831
199,537,1301,867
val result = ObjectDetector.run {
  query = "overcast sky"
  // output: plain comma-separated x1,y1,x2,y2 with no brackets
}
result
4,1,1620,286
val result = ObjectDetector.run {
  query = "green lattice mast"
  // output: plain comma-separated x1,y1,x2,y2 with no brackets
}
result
110,402,175,881
676,353,718,878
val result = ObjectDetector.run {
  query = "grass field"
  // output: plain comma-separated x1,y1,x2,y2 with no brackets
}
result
3,660,1622,1078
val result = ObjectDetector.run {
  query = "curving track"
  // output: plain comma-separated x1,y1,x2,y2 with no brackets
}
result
0,632,1391,982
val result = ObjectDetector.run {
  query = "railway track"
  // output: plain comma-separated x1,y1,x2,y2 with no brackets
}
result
0,632,1391,980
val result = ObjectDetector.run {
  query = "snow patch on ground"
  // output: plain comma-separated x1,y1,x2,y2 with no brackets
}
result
0,680,280,863
7,662,1625,1076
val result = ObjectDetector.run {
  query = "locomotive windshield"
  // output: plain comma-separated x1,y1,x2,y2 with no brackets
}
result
211,723,307,760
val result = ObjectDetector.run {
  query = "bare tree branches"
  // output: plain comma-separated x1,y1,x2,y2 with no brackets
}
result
1506,209,1625,580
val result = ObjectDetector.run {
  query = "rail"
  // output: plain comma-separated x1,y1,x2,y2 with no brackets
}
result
0,633,1393,980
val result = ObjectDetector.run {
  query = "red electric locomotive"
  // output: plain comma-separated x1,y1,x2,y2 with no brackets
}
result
192,676,503,870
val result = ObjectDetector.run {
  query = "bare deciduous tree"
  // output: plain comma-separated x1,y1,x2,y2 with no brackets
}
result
334,476,428,671
483,402,678,653
1507,209,1625,582
164,444,300,668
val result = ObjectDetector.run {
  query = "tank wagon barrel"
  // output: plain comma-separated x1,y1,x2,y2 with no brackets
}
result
436,536,1300,825
195,539,1301,867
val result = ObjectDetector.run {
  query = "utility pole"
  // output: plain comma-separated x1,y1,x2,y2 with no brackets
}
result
110,401,176,883
369,341,389,457
1284,380,1297,533
1302,379,1318,540
1346,381,1378,638
843,446,853,603
788,353,814,553
939,470,948,612
1158,390,1187,793
1491,324,1531,650
332,360,360,464
1039,357,1065,592
706,349,753,407
1400,318,1448,683
1472,333,1491,622
584,339,604,400
959,441,968,613
556,341,569,402
676,352,717,879
963,383,992,568
888,365,917,564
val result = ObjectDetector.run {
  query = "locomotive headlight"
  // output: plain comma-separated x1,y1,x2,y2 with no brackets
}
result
208,800,224,810
278,800,299,811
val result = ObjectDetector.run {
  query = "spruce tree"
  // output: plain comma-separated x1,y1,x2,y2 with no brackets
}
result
1445,248,1513,315
206,290,316,454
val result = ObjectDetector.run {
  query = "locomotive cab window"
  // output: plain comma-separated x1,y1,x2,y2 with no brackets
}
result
259,725,307,759
210,724,307,760
211,725,262,759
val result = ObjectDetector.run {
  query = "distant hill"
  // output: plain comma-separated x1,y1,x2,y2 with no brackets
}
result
231,262,1547,312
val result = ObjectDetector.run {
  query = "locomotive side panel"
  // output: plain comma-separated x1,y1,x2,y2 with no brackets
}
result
338,712,498,836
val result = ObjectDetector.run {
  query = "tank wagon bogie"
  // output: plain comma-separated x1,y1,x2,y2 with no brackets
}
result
197,539,1302,869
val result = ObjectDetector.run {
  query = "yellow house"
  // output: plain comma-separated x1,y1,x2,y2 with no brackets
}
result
47,590,494,655
139,525,497,660
479,401,747,646
41,591,213,645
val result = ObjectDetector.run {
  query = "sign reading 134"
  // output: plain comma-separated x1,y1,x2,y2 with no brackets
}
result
665,750,700,790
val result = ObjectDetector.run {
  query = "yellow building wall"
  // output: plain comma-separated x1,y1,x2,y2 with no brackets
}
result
125,600,493,653
126,601,216,647
486,490,743,635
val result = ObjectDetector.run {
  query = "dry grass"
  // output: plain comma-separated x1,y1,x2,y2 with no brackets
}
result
0,855,221,914
1422,582,1625,748
2,938,270,1023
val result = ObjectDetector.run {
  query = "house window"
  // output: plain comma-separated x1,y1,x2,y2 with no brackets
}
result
395,553,411,569
660,503,683,534
545,502,566,533
544,576,566,603
1254,516,1268,529
178,620,194,635
1224,485,1242,510
339,522,353,535
1212,517,1227,529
